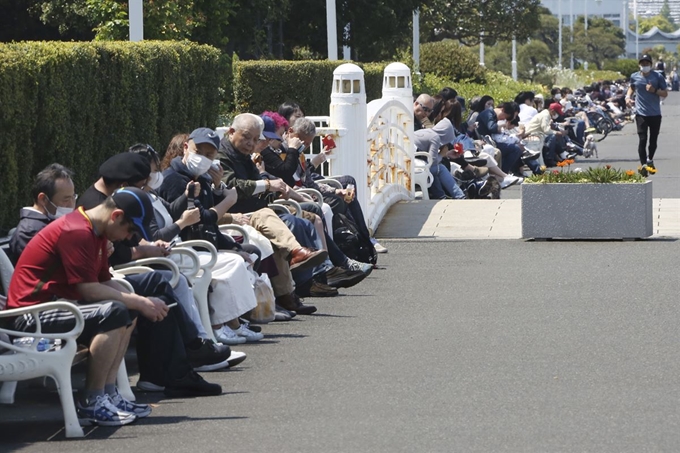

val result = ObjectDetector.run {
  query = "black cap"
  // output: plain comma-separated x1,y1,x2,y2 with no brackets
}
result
111,187,154,241
639,54,653,64
99,152,150,183
189,127,220,150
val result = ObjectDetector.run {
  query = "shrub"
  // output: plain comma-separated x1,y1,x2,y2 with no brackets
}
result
232,60,386,115
414,71,546,103
0,41,221,233
419,40,487,84
603,59,638,79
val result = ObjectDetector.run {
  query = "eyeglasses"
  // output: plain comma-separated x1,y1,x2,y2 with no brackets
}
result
417,102,433,113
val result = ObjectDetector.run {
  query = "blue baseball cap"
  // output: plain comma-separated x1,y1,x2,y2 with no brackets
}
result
261,115,283,141
111,187,154,241
189,127,220,150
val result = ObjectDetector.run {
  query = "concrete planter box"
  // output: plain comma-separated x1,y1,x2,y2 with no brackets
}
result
521,181,653,239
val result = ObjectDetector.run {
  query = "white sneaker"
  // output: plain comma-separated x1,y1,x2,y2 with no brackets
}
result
214,326,247,345
370,238,388,253
227,351,248,367
234,325,264,343
501,174,522,189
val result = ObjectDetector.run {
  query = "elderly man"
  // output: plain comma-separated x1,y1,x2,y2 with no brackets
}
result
218,114,336,313
414,93,435,131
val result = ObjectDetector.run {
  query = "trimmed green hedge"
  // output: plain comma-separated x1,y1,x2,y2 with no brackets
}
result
415,71,547,103
419,40,487,84
232,60,387,115
0,41,221,233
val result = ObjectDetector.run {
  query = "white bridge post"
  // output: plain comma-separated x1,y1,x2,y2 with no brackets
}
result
330,64,368,212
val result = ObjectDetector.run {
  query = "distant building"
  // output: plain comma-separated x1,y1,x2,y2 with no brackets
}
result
540,0,680,58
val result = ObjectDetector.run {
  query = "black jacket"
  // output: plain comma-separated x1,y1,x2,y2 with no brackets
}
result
8,208,51,265
218,138,273,214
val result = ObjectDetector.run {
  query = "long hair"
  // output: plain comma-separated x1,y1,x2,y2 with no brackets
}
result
162,133,189,170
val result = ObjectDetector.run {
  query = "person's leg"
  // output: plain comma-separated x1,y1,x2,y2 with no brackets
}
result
647,115,662,162
428,163,447,199
636,115,649,165
105,322,135,387
497,143,522,174
436,163,466,199
248,208,300,253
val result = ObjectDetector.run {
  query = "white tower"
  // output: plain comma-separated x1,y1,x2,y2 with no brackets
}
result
380,62,413,114
330,63,368,212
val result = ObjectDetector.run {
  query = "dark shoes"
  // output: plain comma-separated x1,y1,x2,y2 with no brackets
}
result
164,371,222,398
276,292,318,315
288,247,328,271
309,281,339,297
187,338,231,372
326,266,368,289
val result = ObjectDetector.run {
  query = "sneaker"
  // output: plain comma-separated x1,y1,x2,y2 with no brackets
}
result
274,305,294,321
77,395,137,427
239,319,261,333
521,149,541,160
189,339,231,372
110,390,152,418
234,325,264,342
164,371,222,398
277,293,318,314
213,326,247,345
325,266,367,289
136,380,165,392
646,160,655,170
227,350,247,368
345,259,374,275
500,174,522,189
308,281,339,298
639,166,649,177
371,241,388,254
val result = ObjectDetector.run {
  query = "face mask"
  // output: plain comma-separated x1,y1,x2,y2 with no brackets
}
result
554,93,562,101
497,120,507,127
486,105,494,110
186,152,213,177
45,198,74,220
147,171,164,190
640,66,651,73
551,113,559,120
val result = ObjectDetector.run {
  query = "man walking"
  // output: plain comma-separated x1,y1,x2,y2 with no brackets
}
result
626,54,668,175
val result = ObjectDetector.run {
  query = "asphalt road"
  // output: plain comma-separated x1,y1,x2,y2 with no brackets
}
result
2,94,680,453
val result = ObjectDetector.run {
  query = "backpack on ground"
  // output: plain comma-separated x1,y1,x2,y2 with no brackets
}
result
332,213,377,265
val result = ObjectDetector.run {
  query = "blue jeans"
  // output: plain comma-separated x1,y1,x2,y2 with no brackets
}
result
278,213,331,286
429,163,465,199
497,143,522,174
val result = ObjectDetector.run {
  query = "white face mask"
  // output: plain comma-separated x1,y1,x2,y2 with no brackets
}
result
46,198,74,220
147,171,164,190
186,152,213,177
554,93,562,101
640,65,651,73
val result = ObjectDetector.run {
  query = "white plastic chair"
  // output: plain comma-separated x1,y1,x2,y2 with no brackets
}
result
413,151,434,200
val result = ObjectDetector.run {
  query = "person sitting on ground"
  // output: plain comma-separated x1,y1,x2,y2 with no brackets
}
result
7,188,167,426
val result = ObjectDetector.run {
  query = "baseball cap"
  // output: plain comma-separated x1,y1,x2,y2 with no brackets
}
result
548,103,564,116
639,54,653,64
189,127,220,150
261,115,283,141
99,152,150,183
111,187,154,241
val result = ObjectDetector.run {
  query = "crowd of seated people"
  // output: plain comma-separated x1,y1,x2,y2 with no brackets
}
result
1,102,382,428
412,81,633,198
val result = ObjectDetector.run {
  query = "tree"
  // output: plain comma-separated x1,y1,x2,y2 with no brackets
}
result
660,0,675,27
420,0,542,46
517,40,554,81
568,17,625,70
637,15,676,34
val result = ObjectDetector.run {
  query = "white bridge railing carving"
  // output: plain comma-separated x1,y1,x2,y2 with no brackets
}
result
306,62,415,234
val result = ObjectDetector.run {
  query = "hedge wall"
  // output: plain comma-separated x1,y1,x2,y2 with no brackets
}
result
232,60,387,116
0,41,221,233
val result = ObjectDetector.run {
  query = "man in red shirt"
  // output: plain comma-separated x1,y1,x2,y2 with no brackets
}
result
8,187,165,426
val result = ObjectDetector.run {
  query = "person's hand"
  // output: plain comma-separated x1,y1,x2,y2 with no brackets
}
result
322,145,334,155
231,213,251,226
178,207,201,229
287,136,303,151
153,240,172,256
268,178,288,193
184,181,200,198
207,165,224,187
224,186,238,205
256,160,266,173
138,296,170,322
626,97,634,107
335,188,355,202
106,241,114,258
646,83,656,93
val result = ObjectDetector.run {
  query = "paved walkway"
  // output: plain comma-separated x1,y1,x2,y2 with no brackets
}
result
377,92,680,241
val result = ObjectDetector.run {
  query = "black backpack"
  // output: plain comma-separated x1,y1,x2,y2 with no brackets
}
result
333,213,377,265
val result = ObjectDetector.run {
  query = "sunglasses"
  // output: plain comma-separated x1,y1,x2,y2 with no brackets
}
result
417,101,433,113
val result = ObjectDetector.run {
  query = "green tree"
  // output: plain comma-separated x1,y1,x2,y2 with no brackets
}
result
517,40,554,81
420,0,542,46
568,17,625,70
660,0,675,27
638,15,676,34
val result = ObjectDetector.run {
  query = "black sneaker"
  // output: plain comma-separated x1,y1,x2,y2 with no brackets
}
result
325,267,368,289
187,339,231,372
164,371,222,398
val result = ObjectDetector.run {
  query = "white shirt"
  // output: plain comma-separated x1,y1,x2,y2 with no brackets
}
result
519,104,538,123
